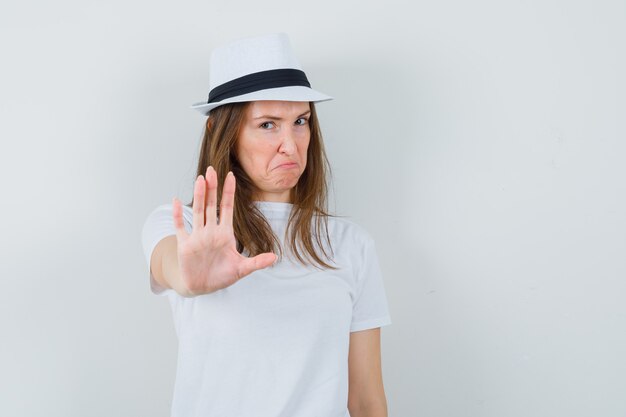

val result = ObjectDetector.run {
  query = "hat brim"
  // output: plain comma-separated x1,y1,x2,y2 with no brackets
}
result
190,85,333,116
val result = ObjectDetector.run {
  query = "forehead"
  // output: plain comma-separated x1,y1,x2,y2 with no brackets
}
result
247,100,310,117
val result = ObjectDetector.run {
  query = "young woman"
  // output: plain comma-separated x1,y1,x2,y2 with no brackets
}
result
142,33,392,417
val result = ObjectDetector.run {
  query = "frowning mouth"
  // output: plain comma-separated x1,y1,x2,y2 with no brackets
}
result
276,163,297,169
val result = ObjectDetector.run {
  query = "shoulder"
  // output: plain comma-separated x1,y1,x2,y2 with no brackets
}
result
142,203,194,235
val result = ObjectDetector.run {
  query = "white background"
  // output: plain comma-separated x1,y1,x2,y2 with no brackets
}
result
1,0,625,416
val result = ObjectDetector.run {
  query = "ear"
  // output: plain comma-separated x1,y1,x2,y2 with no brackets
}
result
206,117,214,131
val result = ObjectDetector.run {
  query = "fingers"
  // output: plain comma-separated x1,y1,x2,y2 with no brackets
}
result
172,197,188,242
192,175,206,231
205,166,218,227
219,171,236,229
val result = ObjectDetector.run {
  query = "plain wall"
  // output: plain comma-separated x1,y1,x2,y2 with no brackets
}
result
1,0,624,416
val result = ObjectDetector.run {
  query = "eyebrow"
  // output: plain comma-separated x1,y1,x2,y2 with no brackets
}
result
253,110,311,120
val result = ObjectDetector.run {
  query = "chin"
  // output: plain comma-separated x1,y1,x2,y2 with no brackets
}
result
275,176,300,188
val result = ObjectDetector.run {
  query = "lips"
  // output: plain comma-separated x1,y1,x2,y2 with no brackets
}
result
277,162,297,169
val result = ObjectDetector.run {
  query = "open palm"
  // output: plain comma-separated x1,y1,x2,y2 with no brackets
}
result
171,166,277,296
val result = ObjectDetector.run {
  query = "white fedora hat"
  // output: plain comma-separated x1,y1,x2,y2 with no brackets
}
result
190,33,333,116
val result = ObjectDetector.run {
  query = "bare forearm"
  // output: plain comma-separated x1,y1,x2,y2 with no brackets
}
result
160,242,193,297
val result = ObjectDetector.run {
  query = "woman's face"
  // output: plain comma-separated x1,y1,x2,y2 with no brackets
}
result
235,100,311,203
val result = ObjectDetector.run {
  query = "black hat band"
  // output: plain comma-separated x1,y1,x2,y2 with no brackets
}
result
207,68,311,104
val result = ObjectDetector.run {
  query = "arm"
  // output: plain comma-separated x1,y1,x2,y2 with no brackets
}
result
347,327,389,417
150,235,192,297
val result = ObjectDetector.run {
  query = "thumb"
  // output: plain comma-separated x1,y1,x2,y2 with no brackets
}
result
239,253,277,278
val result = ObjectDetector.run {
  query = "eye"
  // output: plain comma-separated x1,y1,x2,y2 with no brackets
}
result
295,117,308,126
260,121,275,129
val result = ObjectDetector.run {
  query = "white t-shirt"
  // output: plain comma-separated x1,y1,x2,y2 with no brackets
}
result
141,201,392,417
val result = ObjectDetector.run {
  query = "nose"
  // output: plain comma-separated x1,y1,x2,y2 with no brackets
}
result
278,129,297,155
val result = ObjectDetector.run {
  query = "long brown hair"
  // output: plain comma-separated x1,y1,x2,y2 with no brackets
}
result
186,101,341,271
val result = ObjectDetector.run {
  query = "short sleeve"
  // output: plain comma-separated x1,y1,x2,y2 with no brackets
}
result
350,235,393,332
140,203,193,296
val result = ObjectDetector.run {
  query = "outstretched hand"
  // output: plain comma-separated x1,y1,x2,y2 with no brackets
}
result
171,166,277,296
